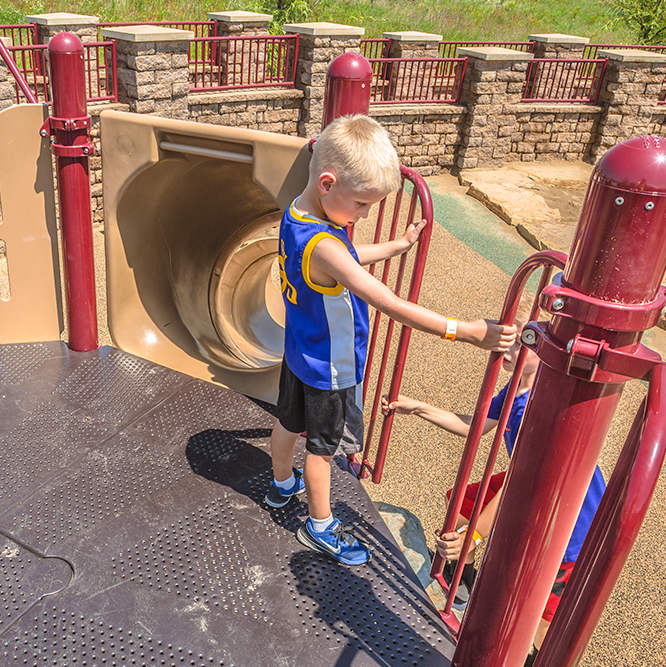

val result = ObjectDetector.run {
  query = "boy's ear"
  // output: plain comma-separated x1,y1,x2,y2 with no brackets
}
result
318,171,337,194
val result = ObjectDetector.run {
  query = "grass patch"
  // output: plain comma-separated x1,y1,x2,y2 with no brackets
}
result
1,0,633,42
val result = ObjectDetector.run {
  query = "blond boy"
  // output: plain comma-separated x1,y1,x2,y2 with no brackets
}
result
266,115,516,566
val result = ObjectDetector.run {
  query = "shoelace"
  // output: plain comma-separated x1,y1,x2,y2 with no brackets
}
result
332,522,369,548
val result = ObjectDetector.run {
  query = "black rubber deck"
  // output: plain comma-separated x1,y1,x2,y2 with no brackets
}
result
0,342,455,666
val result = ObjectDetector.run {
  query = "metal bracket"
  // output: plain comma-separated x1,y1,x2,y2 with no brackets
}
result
39,115,93,137
50,141,94,158
522,322,662,383
539,283,666,332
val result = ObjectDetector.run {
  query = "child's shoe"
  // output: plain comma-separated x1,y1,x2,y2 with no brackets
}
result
297,517,370,566
264,469,305,508
441,560,470,611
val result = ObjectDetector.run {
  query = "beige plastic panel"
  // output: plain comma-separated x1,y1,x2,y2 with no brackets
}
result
101,110,311,403
0,103,62,344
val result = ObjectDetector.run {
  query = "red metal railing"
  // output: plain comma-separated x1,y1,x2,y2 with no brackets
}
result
0,23,38,46
0,37,37,103
4,41,118,104
430,252,565,630
369,57,467,104
349,165,434,482
190,34,299,92
6,44,48,103
360,38,391,59
99,20,217,64
583,43,666,59
522,58,607,103
98,20,216,40
85,41,118,103
439,40,535,58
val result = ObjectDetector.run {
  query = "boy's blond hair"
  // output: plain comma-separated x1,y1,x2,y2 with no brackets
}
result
309,115,401,193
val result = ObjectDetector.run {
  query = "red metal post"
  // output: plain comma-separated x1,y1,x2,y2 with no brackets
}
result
47,33,98,351
453,136,666,666
321,51,373,130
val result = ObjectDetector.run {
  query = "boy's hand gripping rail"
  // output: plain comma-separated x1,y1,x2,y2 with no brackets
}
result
349,164,434,482
429,250,567,627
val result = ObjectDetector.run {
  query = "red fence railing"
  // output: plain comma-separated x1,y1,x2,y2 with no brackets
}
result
583,43,666,59
0,23,38,46
98,20,216,40
5,41,118,104
439,40,535,58
360,38,391,59
369,57,467,104
351,165,434,483
189,34,299,92
522,58,607,104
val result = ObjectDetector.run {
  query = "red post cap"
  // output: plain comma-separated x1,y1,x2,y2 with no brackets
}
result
595,135,666,195
48,31,84,55
327,51,373,81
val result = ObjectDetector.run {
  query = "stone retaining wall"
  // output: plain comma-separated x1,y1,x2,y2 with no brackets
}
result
5,16,666,221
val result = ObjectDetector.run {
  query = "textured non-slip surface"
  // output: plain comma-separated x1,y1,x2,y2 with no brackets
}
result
0,342,455,666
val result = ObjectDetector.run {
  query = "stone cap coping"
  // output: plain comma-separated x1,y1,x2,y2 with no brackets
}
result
457,46,534,61
528,33,589,44
597,48,666,62
100,25,195,42
283,22,365,36
207,11,273,23
27,12,99,25
382,31,443,42
0,36,11,47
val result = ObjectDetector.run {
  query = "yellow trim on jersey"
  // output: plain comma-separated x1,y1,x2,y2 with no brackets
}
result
302,232,346,296
289,201,344,230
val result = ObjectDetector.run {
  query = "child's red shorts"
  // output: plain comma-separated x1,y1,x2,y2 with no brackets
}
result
446,470,575,622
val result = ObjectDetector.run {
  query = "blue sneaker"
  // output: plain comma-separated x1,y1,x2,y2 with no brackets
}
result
264,469,305,508
296,517,370,566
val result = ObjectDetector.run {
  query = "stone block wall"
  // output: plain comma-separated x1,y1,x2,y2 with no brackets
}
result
370,105,465,175
8,16,666,219
189,88,302,133
506,104,603,162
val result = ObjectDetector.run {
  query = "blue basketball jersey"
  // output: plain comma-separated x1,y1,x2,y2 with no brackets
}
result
279,200,369,390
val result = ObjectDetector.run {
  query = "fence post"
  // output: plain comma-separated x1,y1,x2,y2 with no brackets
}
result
99,25,193,118
383,30,441,59
0,37,14,111
455,46,534,169
207,11,273,87
26,12,99,44
528,33,589,59
591,48,666,162
47,32,98,352
284,22,365,137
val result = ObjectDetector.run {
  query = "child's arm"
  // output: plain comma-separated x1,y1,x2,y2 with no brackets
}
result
381,394,498,437
353,219,427,266
310,237,517,351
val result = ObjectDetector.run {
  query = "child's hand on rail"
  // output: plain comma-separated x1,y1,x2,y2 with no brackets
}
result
435,528,464,562
456,319,517,352
400,218,427,248
381,393,421,416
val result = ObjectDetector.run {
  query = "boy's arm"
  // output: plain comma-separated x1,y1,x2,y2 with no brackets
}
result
354,219,427,266
310,237,517,351
382,394,498,437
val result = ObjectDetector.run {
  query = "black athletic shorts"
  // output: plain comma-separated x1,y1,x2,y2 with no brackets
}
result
276,361,364,457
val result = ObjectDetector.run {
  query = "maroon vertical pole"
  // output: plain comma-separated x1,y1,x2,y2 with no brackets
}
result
47,32,98,351
321,51,372,130
453,136,666,666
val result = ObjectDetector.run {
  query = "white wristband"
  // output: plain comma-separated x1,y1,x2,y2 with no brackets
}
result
444,318,457,341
